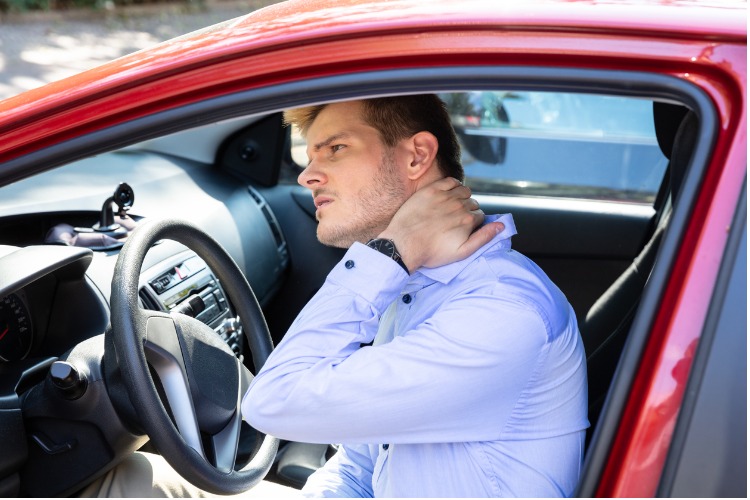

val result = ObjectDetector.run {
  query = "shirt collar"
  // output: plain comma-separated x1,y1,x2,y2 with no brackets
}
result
411,213,517,286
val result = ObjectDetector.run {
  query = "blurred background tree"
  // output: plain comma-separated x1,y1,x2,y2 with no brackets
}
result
1,0,209,13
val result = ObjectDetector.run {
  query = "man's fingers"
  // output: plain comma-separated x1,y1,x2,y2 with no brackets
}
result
433,177,471,200
458,221,505,258
433,177,463,191
462,197,480,211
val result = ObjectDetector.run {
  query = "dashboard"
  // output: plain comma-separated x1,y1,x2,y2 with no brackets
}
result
0,244,251,372
0,146,289,369
0,138,293,494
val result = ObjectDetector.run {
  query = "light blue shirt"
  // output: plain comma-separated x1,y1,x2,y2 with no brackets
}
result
243,214,589,497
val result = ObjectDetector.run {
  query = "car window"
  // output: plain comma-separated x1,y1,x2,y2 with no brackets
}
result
287,91,668,204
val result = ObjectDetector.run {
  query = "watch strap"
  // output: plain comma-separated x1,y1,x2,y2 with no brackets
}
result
366,238,409,275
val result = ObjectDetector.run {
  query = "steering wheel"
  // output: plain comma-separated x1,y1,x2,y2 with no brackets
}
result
109,218,279,494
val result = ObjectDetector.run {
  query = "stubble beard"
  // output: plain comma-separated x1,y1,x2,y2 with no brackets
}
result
317,150,407,248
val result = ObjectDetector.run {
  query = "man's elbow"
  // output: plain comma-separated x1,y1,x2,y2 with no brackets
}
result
242,381,283,434
242,380,307,438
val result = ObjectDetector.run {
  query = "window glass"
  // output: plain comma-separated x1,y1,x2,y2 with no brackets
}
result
287,91,668,204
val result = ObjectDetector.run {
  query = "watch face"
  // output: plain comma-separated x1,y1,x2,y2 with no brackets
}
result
367,238,408,274
368,238,396,258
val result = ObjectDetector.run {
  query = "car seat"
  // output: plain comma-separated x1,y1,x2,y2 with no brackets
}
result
581,102,698,442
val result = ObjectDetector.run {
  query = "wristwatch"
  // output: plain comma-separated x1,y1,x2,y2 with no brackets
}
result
366,238,409,274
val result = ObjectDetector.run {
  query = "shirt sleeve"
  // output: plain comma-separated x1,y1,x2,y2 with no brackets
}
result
242,243,549,444
301,444,376,498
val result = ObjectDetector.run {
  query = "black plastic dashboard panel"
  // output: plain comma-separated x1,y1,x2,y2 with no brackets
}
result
0,245,110,363
0,245,111,497
217,113,287,187
0,140,291,493
0,245,92,298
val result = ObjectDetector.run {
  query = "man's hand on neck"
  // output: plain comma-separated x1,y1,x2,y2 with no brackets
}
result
377,177,505,274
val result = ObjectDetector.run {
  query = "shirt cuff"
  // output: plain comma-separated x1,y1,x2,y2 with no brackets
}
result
327,242,410,313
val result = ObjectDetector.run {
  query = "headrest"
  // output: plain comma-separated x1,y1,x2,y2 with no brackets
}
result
653,102,690,159
669,111,699,198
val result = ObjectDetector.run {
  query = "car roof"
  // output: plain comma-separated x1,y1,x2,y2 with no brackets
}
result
89,0,748,73
0,0,745,165
230,0,746,42
3,0,746,99
1,0,744,107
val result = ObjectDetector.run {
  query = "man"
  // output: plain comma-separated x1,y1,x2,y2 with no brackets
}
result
243,95,589,497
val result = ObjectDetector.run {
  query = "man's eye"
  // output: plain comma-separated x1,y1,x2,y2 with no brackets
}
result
331,144,346,153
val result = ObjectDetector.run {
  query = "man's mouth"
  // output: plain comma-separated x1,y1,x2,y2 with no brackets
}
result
314,196,333,209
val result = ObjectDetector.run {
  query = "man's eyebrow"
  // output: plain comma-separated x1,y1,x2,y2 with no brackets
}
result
312,133,350,151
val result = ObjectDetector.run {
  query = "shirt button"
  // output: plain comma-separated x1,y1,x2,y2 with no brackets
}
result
345,260,355,269
402,294,412,304
382,444,389,450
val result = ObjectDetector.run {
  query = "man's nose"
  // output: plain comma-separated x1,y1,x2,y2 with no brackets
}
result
297,160,326,189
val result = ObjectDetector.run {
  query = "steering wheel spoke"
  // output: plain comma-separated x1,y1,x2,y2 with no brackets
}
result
207,360,257,472
143,315,205,459
208,356,243,473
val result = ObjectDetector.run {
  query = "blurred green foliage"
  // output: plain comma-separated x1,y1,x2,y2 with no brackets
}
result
1,0,202,13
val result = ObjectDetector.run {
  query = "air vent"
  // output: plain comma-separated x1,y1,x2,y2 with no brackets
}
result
261,205,284,248
248,188,262,205
249,186,286,252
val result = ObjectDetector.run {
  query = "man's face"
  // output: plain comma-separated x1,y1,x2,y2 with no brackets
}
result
298,101,408,248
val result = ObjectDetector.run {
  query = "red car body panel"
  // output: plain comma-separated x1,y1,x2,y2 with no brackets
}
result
0,0,744,161
598,57,746,496
0,0,745,496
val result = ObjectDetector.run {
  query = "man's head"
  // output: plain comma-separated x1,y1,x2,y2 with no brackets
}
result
287,95,462,181
286,95,462,248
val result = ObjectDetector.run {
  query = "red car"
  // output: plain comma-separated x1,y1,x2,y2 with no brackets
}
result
0,0,745,496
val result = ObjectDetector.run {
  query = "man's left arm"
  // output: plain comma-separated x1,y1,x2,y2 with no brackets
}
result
242,258,554,444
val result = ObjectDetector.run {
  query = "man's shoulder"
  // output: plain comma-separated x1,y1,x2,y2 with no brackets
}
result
457,246,572,318
466,244,549,287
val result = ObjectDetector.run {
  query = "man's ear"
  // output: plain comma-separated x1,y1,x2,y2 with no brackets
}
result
405,131,439,181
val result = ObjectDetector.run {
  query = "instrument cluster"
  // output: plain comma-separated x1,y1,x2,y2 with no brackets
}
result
0,292,32,363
